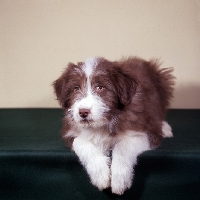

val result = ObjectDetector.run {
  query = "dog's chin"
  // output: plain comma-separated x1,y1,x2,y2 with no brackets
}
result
80,118,93,125
77,118,107,129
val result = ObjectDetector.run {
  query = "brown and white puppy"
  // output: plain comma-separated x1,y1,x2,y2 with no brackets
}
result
53,57,175,195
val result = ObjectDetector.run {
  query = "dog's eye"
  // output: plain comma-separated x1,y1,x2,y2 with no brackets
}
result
96,86,104,92
74,86,80,92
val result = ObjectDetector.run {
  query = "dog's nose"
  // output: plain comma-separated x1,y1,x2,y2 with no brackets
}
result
79,108,90,118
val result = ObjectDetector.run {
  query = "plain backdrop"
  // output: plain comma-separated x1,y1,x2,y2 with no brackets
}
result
0,0,200,108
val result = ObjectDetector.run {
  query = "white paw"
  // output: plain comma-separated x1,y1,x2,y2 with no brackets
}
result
111,167,133,195
162,121,173,138
87,156,111,191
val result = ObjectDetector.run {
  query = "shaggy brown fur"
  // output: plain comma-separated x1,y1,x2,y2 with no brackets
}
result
53,57,175,148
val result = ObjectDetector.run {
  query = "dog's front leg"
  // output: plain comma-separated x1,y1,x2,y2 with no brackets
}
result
73,137,111,190
111,132,150,195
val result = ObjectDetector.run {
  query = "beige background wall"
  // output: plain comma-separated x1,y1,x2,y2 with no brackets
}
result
0,0,200,108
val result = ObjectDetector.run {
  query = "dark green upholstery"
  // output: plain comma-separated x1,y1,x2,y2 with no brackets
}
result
0,109,200,200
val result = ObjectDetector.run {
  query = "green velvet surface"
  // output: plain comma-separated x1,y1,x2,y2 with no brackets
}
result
0,109,200,200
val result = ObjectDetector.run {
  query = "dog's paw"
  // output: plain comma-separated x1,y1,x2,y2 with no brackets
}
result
91,168,110,191
111,167,132,195
87,156,111,190
162,121,173,138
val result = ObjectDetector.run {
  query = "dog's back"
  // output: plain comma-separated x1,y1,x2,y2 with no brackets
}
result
113,57,175,147
117,57,174,112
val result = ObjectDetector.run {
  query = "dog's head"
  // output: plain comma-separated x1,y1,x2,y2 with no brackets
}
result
53,57,137,129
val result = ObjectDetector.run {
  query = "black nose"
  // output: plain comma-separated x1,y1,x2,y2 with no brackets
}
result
79,108,90,118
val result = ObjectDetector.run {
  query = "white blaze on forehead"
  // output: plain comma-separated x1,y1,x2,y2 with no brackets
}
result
83,57,99,78
70,57,109,127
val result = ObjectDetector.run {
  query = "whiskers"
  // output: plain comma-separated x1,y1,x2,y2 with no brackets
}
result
65,109,75,126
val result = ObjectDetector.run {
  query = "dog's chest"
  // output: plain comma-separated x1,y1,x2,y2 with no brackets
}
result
78,127,115,154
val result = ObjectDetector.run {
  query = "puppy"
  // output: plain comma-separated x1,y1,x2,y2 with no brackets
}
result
53,57,175,195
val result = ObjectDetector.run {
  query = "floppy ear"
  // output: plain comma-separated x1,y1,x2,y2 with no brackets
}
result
53,63,76,109
110,65,137,107
53,75,66,108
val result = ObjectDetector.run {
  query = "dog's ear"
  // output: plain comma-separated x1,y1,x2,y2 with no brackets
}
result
53,75,65,108
53,63,76,109
109,64,137,107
